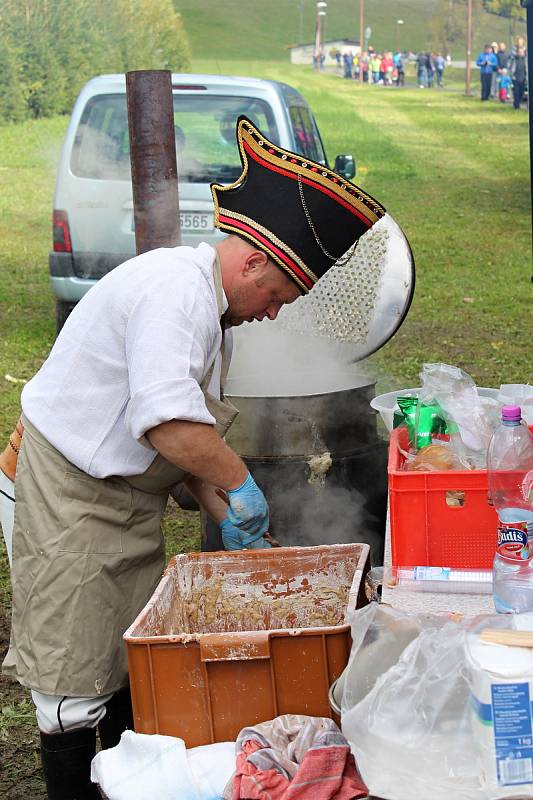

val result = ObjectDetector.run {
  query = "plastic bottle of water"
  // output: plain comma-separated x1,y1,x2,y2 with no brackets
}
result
487,405,533,613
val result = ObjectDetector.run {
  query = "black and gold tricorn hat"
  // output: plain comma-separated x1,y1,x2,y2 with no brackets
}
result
211,116,386,294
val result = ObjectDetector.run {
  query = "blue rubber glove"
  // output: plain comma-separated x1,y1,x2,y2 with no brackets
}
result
220,518,272,551
226,472,269,538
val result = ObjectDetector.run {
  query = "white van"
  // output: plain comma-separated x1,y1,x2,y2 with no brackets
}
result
50,73,355,330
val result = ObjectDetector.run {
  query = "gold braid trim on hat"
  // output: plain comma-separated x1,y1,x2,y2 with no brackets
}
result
216,216,311,294
211,148,312,292
239,121,385,226
220,209,319,284
212,118,385,228
210,116,383,291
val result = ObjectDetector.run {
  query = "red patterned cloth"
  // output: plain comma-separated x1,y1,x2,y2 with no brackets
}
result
226,715,368,800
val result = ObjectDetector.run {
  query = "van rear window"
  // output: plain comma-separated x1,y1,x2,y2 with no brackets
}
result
71,94,280,183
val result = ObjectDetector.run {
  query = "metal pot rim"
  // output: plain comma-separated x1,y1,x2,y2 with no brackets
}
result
226,384,375,401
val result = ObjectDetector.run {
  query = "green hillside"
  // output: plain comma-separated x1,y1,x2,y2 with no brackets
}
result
175,0,526,61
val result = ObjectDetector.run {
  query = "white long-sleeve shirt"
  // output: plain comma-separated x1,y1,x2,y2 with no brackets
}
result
22,243,229,478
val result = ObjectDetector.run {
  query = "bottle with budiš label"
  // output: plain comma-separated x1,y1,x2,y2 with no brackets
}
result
487,405,533,613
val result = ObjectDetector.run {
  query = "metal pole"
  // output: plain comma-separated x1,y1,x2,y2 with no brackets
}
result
465,0,472,95
520,0,533,272
126,70,181,255
314,5,320,63
359,0,364,82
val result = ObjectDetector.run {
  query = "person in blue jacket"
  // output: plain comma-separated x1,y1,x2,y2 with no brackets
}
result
477,44,499,101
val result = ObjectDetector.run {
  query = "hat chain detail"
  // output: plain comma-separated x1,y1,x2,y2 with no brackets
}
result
297,174,358,267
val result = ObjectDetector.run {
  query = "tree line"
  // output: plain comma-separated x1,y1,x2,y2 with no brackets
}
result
0,0,190,124
483,0,526,20
430,0,526,56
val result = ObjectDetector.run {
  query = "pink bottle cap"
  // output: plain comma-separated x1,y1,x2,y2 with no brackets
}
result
502,404,522,422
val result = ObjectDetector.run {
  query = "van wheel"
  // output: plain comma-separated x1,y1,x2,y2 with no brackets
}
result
56,301,76,334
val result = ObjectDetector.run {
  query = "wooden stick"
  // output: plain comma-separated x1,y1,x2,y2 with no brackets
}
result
480,628,533,648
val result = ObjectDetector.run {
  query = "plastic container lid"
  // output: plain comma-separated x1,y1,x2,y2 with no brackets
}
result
502,404,522,422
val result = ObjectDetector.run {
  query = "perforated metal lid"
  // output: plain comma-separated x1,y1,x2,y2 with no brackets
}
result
275,213,414,360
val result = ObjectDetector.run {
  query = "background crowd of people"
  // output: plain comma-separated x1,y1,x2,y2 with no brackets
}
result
415,51,448,87
318,35,528,110
328,46,449,89
476,38,528,108
333,48,410,87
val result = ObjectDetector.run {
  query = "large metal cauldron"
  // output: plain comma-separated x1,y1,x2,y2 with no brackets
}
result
203,375,387,564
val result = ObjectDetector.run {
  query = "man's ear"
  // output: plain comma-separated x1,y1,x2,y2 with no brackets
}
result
242,250,268,278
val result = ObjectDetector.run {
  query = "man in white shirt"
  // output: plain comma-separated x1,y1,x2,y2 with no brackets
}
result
2,116,387,799
20,238,297,487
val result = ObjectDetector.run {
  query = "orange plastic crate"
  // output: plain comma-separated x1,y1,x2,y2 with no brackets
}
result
388,427,498,569
124,543,369,746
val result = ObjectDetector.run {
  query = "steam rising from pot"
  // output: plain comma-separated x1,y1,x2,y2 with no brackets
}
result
225,327,389,563
223,209,414,562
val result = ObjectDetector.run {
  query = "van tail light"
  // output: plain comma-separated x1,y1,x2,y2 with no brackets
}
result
53,210,72,253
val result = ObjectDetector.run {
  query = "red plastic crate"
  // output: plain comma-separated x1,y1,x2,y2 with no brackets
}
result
388,427,498,569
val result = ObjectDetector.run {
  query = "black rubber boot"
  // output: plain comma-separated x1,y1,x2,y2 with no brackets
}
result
40,727,100,799
97,686,134,750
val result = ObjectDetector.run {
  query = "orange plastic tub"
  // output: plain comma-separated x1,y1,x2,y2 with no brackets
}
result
388,427,498,569
124,543,369,746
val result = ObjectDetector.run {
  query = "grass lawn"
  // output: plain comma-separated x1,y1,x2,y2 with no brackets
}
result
176,0,526,61
0,61,531,797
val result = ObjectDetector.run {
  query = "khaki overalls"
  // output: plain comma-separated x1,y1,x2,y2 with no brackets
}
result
3,256,238,697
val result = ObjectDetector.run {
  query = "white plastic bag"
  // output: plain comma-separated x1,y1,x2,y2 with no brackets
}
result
340,603,533,800
419,363,500,467
90,730,235,800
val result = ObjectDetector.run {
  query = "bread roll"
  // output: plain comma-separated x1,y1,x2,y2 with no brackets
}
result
406,443,455,471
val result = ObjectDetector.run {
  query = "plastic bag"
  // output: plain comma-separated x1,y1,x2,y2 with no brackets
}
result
396,395,447,449
419,363,500,468
339,603,533,800
394,423,464,472
404,441,460,471
90,731,236,800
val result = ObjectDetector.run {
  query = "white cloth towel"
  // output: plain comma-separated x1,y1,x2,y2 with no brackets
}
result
90,731,235,800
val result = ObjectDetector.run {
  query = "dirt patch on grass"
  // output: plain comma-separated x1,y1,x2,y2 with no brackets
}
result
0,611,46,799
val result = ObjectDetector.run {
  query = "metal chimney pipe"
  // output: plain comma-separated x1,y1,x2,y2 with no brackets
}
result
126,69,181,255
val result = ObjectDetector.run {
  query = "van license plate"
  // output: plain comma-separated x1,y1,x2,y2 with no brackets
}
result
131,212,213,232
180,212,213,231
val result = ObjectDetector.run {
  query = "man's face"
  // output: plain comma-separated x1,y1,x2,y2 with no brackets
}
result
224,258,301,327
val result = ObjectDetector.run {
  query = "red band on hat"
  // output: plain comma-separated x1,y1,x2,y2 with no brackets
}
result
243,140,373,228
218,213,314,289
